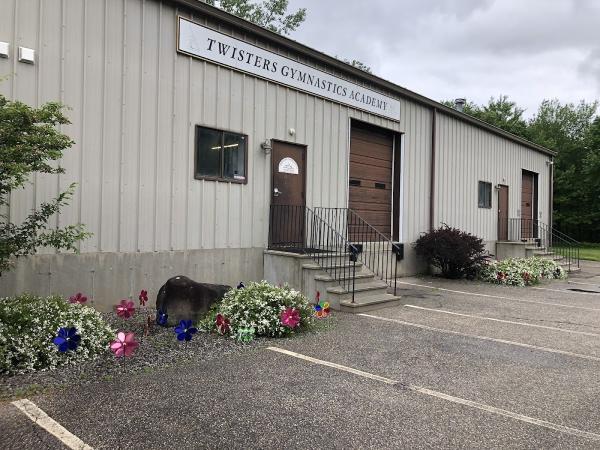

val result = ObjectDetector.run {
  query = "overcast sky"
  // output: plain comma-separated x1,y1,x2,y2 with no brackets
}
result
287,0,600,117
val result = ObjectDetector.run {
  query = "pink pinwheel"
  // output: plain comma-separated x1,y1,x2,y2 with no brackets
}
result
280,307,300,329
139,289,148,306
110,332,139,358
69,292,88,304
116,299,136,319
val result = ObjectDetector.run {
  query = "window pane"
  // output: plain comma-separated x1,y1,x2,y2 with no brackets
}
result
196,128,222,177
478,181,491,208
223,132,246,180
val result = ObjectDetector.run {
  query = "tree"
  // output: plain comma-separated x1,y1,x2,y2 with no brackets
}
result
443,95,528,138
528,99,598,235
344,59,372,74
204,0,306,35
0,95,90,275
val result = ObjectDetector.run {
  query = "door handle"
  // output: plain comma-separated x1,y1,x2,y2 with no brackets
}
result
273,187,283,197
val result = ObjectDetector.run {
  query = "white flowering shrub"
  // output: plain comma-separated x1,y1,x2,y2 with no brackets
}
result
203,281,313,338
479,257,567,287
0,294,114,375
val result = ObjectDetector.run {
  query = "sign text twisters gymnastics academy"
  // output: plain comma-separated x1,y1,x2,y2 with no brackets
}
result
177,17,401,121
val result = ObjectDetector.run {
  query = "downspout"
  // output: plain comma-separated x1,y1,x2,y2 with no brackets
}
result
429,107,437,230
549,156,554,229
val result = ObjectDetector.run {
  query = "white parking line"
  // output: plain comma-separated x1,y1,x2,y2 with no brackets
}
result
567,280,600,287
396,281,600,312
11,399,93,450
357,313,600,363
404,304,600,337
267,346,600,442
532,286,600,295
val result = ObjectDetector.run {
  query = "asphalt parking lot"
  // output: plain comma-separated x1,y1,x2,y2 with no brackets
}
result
3,261,600,449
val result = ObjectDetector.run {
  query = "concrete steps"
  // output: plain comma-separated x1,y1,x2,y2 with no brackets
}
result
264,249,401,313
340,294,403,313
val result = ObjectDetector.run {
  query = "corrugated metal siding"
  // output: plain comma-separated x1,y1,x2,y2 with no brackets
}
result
0,0,413,253
0,0,550,257
434,113,550,241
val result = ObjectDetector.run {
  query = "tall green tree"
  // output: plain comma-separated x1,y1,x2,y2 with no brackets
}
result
528,99,598,234
0,95,90,274
443,95,528,138
204,0,306,35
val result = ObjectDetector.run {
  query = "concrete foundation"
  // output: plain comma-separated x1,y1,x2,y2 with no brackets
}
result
0,248,264,312
495,241,530,260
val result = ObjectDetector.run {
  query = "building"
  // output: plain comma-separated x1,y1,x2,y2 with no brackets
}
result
0,0,555,310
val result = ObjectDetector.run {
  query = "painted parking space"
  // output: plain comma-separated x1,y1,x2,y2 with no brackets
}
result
20,347,600,450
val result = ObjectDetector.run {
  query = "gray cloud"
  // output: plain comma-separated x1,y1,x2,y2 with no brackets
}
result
288,0,600,115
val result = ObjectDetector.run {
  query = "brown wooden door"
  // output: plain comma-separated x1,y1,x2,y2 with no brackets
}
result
349,125,394,239
521,171,536,238
270,141,306,248
498,185,509,241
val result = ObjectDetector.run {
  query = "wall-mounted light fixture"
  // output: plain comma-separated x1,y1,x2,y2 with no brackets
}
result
546,160,554,166
260,140,272,155
494,184,501,191
18,46,35,64
0,42,9,58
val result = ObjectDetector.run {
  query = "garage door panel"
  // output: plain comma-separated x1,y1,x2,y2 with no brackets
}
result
350,140,393,161
350,153,392,168
349,162,392,184
349,186,391,204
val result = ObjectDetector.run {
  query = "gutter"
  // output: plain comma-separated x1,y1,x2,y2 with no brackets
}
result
170,0,556,157
430,108,437,230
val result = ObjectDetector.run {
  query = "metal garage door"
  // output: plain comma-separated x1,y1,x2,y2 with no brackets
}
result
349,124,394,238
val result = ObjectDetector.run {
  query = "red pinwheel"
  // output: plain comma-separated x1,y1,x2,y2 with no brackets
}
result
116,299,136,319
69,293,88,304
110,332,139,357
139,289,148,306
216,314,231,335
280,307,300,329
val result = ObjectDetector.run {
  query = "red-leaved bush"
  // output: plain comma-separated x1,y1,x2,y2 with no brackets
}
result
415,224,487,279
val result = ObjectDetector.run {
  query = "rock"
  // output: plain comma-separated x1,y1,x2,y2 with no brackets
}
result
155,276,231,326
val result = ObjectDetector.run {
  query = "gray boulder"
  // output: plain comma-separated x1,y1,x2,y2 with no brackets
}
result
156,276,231,326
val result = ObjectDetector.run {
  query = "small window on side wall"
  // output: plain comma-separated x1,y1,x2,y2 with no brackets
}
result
195,126,247,183
478,181,492,208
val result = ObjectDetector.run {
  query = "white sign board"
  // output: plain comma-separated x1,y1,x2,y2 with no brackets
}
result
177,17,401,121
278,157,299,174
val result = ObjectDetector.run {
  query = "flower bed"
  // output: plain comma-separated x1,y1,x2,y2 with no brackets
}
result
479,257,567,286
202,281,313,338
0,294,115,375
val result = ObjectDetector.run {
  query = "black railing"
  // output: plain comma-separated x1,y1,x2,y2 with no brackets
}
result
268,205,404,302
504,218,580,271
314,207,403,295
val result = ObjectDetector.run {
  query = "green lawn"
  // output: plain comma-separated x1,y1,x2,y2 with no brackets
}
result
578,243,600,262
553,243,600,261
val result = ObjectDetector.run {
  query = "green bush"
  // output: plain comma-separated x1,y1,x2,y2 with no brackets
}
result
415,224,487,279
479,257,567,286
202,281,313,338
0,294,114,375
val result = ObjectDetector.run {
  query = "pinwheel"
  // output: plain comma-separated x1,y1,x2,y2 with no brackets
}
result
53,327,81,352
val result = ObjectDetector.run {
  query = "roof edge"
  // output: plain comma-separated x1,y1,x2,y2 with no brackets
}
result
169,0,556,157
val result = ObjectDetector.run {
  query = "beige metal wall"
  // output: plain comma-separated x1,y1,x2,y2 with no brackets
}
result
0,0,551,289
434,112,551,245
0,0,425,256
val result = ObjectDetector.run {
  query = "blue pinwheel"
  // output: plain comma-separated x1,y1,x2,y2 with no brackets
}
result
174,320,197,341
156,309,168,326
52,327,81,352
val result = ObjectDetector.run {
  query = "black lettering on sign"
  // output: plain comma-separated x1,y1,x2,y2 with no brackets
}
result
218,42,231,56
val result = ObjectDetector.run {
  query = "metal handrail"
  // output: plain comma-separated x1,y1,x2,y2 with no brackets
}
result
313,207,402,295
504,218,580,271
268,205,360,302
